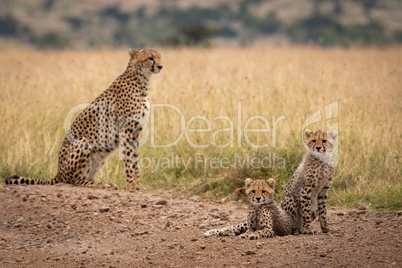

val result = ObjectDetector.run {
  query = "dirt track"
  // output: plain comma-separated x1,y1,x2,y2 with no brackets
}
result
0,183,400,267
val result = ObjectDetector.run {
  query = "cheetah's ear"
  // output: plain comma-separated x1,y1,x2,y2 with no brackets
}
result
329,131,338,141
245,178,253,188
304,129,313,140
128,48,139,59
267,178,275,189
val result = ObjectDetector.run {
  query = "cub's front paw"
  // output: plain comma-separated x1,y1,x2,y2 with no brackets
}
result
239,233,259,240
301,228,317,235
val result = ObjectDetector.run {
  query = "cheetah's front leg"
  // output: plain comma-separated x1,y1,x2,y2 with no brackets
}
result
240,210,275,240
204,222,249,238
318,187,332,233
120,121,141,191
300,186,317,235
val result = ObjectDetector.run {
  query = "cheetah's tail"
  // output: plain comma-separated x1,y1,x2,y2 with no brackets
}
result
5,175,61,186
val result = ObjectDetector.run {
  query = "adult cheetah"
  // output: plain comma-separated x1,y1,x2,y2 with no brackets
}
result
6,49,162,191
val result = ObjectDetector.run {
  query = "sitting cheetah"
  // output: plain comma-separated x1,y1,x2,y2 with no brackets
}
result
280,129,338,235
203,178,294,239
204,129,338,239
5,49,162,191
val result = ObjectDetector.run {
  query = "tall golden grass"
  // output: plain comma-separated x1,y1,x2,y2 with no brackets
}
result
0,47,401,210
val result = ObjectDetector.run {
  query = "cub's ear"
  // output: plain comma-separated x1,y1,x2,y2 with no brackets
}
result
305,129,313,140
128,48,139,59
329,131,338,141
245,178,253,188
267,178,275,189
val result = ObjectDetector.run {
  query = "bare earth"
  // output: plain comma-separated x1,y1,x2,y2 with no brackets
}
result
0,184,400,268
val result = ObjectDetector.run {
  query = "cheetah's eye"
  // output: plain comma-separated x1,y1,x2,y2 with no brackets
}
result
311,140,316,143
251,190,256,193
262,190,266,194
322,140,327,143
148,57,154,61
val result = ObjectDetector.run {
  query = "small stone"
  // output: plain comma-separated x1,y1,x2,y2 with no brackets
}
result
336,212,346,216
189,196,199,202
88,195,99,200
134,231,149,236
155,199,168,206
375,220,384,225
200,245,206,250
190,238,198,242
356,210,366,215
320,253,327,257
62,235,74,241
140,204,147,208
99,207,110,213
358,206,366,210
245,250,256,255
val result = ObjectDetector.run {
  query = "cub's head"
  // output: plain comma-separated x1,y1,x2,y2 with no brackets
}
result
245,178,275,206
128,48,163,75
305,129,338,156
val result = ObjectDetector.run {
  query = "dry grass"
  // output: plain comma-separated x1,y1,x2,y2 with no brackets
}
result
0,47,401,210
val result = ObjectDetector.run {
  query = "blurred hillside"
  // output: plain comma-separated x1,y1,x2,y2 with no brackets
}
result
1,0,402,48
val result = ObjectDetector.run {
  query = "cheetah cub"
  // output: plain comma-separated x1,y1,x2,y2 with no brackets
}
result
6,49,162,191
203,178,293,240
204,129,338,239
279,129,338,235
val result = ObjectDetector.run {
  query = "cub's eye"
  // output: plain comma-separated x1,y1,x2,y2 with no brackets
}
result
148,57,154,61
322,140,327,143
251,190,256,193
311,140,316,143
262,190,266,194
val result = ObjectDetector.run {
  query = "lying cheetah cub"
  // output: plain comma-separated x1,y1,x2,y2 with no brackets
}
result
203,178,293,239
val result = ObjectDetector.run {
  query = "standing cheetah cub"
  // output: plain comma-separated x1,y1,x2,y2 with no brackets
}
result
280,129,338,235
204,178,293,239
6,49,162,191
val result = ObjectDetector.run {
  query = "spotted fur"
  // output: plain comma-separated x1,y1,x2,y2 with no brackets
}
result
203,178,293,240
5,49,162,191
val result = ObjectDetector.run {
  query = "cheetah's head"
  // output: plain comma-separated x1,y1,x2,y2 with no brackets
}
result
128,48,163,75
305,129,338,157
245,178,275,206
